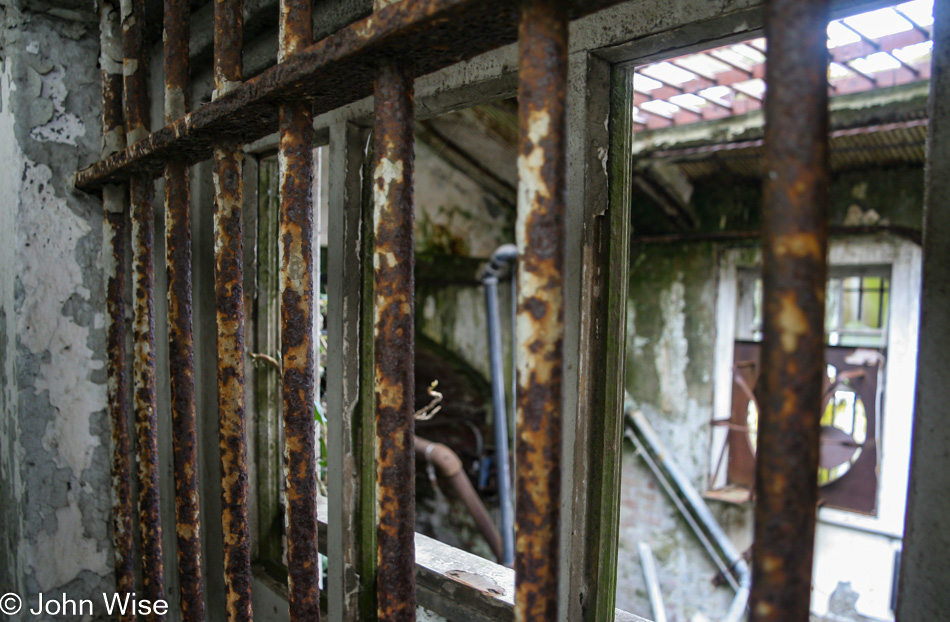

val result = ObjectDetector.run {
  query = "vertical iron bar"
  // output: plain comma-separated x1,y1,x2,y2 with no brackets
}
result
121,0,165,615
213,0,253,619
100,0,133,614
515,1,568,620
164,0,205,618
373,59,416,622
752,0,830,620
278,0,321,619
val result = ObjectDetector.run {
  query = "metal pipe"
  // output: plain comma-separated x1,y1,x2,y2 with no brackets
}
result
509,260,517,521
212,0,253,618
121,0,166,612
414,437,504,563
637,542,668,622
373,58,416,622
625,408,750,622
515,1,568,619
753,1,830,620
163,0,205,617
278,0,321,618
481,243,517,567
99,0,133,615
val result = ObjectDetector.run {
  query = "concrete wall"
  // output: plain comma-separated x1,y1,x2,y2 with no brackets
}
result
411,125,516,561
414,136,514,382
618,243,750,621
0,4,116,617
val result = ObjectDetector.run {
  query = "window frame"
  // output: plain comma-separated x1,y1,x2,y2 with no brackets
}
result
91,1,922,620
711,240,921,537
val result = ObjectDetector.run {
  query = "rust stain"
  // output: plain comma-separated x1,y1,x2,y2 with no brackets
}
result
773,232,823,260
212,143,254,622
512,2,568,621
776,292,810,353
209,2,254,618
279,95,321,622
163,0,189,124
751,0,831,620
104,204,134,617
99,0,133,615
76,0,641,192
165,160,206,622
121,0,167,614
131,174,166,619
276,1,321,618
163,0,205,618
213,0,243,100
373,59,416,622
120,0,149,145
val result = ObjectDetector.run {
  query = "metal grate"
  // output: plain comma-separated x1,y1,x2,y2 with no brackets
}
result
83,0,839,620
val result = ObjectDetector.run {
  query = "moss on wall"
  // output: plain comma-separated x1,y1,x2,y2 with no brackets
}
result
626,242,718,414
633,165,924,236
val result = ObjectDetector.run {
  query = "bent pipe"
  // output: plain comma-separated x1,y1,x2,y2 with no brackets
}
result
624,402,751,622
481,243,518,566
415,436,505,564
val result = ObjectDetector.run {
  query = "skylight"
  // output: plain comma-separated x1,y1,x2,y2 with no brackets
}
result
633,0,934,130
842,7,913,39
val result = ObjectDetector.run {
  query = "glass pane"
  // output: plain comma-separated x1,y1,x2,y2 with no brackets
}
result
841,276,862,327
818,384,868,485
747,399,758,453
825,277,842,332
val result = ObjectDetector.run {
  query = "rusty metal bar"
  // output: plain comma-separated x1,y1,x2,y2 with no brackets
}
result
100,0,133,613
163,0,205,618
121,0,166,613
373,57,416,622
751,0,830,620
75,0,637,192
277,0,321,619
514,1,568,619
212,0,253,619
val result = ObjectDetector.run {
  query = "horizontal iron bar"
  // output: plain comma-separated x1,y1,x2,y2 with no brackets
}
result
74,0,626,192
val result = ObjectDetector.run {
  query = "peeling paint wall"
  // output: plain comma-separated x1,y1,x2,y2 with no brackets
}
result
619,243,748,621
0,4,115,615
414,139,512,260
414,134,514,382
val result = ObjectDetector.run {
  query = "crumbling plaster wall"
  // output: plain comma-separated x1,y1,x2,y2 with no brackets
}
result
619,243,746,622
413,135,514,383
0,3,115,614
